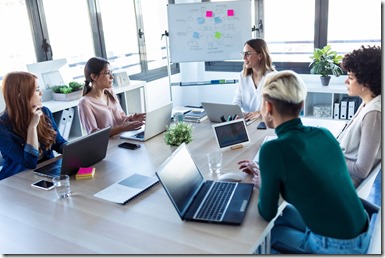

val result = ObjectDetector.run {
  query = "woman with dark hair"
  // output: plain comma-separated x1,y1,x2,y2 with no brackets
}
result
232,38,276,122
78,57,145,136
0,71,66,180
337,45,381,187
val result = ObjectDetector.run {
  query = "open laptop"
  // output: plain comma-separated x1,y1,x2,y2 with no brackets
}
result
201,102,257,125
156,143,254,225
120,102,173,141
34,126,111,178
212,119,251,151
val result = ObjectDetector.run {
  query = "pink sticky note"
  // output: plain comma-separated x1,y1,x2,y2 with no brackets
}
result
206,11,213,17
228,9,234,16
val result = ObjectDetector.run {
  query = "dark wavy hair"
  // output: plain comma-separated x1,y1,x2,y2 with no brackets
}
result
341,45,381,97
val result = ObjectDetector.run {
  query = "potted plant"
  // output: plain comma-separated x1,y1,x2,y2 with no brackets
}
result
164,121,193,150
51,81,84,101
309,45,343,86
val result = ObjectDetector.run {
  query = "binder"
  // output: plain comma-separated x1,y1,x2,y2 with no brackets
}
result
348,97,361,119
58,108,74,140
62,107,74,140
333,102,340,119
339,97,349,120
58,108,69,137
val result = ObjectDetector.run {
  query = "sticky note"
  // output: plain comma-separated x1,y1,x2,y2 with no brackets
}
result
206,11,213,17
228,9,234,16
214,32,222,39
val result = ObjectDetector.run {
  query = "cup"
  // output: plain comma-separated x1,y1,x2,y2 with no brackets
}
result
52,175,71,198
207,151,222,174
173,112,184,123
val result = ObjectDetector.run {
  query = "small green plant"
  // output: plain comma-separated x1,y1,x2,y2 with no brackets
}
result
164,122,193,146
51,81,83,94
309,45,343,77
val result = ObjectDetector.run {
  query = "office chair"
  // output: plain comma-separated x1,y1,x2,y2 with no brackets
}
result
356,162,381,199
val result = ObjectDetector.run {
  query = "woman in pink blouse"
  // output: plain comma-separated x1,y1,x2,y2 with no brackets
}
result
78,57,145,136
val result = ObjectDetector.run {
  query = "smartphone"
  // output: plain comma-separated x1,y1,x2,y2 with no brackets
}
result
257,121,267,129
118,142,141,150
31,179,54,190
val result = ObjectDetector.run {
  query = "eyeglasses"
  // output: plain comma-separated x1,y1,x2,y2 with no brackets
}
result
240,51,258,57
100,71,113,76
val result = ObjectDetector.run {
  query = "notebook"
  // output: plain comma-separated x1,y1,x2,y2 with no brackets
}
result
212,119,251,151
155,143,254,225
94,173,159,205
120,102,173,141
33,126,111,178
201,102,257,125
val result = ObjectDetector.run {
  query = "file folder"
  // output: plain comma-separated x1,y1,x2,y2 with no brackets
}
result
58,108,74,140
333,102,340,119
348,97,362,119
339,97,349,120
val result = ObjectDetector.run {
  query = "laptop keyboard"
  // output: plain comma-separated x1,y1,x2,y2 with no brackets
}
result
134,131,145,139
194,181,236,222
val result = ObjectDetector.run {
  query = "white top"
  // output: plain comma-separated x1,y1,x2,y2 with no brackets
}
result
232,71,274,112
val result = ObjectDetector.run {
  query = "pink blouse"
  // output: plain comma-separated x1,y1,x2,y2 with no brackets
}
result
78,88,129,134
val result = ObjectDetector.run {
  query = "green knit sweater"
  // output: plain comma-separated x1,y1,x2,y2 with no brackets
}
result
258,118,367,239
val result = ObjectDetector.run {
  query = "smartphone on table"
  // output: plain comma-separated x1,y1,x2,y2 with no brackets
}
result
118,142,141,150
257,121,267,129
31,179,55,190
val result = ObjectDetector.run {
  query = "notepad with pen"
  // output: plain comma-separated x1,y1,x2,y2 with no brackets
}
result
93,173,159,205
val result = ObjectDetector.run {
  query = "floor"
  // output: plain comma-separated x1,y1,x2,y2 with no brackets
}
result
366,169,382,207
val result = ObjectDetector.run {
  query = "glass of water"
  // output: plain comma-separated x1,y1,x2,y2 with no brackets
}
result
207,151,223,174
52,175,71,198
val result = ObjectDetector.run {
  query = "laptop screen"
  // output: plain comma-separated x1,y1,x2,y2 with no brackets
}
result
212,119,250,150
156,144,204,217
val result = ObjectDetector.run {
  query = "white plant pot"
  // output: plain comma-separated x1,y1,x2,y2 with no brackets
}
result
53,91,82,101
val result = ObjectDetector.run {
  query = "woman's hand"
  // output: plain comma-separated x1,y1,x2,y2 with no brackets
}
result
122,120,144,132
244,111,261,121
129,113,146,122
29,105,43,128
237,160,261,188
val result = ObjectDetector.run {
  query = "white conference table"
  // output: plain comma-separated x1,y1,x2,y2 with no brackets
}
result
0,117,346,254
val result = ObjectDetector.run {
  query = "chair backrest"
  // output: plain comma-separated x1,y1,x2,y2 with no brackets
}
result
356,161,381,199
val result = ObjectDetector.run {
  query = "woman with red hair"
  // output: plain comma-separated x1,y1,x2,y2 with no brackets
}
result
0,71,66,180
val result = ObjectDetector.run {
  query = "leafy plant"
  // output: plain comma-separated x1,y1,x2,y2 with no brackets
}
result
51,81,83,94
309,45,343,77
164,122,193,146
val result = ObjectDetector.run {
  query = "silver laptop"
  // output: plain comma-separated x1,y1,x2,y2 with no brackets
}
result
34,126,111,178
201,102,257,125
156,143,254,225
120,102,173,142
212,119,251,151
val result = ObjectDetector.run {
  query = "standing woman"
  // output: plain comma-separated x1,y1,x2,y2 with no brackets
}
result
78,57,145,136
233,38,276,122
337,45,381,187
237,71,373,254
0,71,66,180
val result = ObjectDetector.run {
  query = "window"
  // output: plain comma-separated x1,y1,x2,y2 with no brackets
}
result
99,0,141,75
42,0,95,81
0,0,36,80
264,0,315,62
141,0,169,71
328,0,381,54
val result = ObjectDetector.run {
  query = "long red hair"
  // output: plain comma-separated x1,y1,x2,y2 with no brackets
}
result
1,71,56,150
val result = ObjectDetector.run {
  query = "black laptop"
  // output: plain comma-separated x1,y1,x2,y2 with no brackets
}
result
155,143,254,225
34,127,111,178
